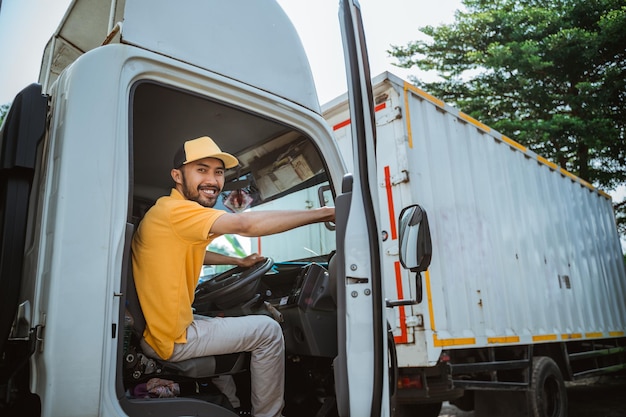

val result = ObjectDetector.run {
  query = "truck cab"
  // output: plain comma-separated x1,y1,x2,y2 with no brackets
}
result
0,1,421,416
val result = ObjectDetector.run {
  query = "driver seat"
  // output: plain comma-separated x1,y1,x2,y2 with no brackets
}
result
124,230,247,382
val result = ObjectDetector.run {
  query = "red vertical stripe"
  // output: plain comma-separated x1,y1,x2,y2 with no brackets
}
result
384,166,398,240
393,261,408,344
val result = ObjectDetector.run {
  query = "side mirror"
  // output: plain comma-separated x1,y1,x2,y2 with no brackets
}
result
398,204,432,273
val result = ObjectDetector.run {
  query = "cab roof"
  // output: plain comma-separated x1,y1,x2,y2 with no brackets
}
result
39,0,321,111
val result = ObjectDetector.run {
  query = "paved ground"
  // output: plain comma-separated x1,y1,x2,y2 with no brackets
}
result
439,375,626,417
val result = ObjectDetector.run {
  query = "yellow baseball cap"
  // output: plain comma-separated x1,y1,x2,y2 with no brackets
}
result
173,136,239,169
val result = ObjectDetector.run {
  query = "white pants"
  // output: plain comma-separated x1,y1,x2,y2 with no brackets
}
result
142,314,284,417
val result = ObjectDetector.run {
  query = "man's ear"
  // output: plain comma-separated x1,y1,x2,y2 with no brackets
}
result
171,168,183,185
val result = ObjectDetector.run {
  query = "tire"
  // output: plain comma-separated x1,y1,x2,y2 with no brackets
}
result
529,356,567,417
393,402,442,417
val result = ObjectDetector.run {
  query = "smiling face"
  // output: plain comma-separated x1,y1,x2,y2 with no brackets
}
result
171,157,226,208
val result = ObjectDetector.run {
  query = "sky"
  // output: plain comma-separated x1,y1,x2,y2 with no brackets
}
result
0,0,463,105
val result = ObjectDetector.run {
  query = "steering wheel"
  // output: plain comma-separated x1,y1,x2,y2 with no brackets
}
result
194,257,274,310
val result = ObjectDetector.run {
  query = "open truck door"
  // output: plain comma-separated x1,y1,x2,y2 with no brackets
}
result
0,84,48,414
334,1,389,416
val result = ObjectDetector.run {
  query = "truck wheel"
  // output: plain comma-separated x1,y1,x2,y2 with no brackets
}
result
394,402,442,417
529,356,567,417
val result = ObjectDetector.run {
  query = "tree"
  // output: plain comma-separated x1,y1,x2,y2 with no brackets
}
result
389,0,626,237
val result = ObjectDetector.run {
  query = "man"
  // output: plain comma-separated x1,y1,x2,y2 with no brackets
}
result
131,136,335,417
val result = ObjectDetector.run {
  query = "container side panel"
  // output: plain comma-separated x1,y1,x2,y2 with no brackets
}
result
404,86,626,347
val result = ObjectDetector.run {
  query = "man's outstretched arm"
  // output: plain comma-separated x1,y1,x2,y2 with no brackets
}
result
210,207,335,238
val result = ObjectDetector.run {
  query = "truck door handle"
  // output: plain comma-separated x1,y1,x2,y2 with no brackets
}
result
385,298,418,308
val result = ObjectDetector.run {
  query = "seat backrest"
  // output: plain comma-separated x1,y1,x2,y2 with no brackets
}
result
126,257,147,339
122,220,147,341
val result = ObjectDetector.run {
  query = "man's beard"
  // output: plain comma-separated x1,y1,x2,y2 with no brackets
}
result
180,172,220,208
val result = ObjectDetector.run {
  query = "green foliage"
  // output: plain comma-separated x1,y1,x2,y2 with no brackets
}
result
389,0,626,231
208,235,250,274
220,234,248,258
0,103,9,127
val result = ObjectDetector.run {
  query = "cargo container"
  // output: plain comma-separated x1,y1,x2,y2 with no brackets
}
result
319,71,626,416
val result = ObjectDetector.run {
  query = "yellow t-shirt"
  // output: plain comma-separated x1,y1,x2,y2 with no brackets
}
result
131,189,225,359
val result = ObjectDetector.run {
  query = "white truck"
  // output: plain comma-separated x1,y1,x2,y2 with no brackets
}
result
319,71,626,416
0,1,409,417
0,0,624,417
